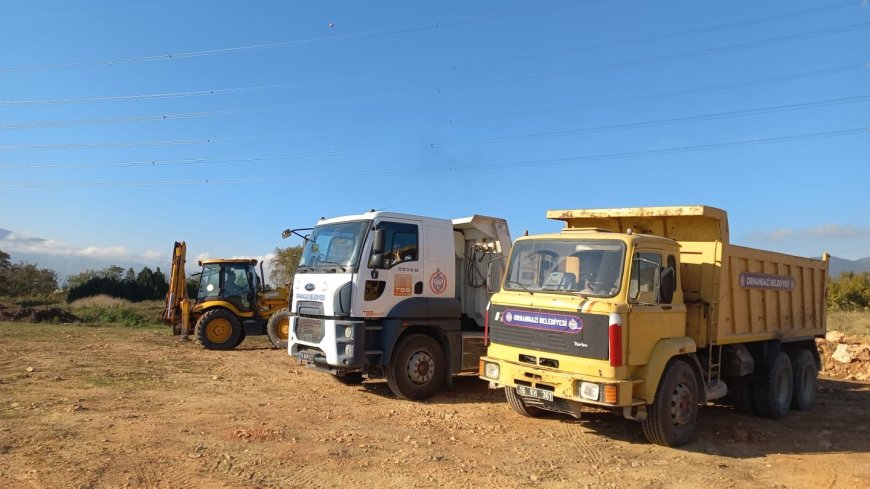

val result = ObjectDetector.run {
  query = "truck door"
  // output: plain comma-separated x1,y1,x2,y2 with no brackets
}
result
627,251,686,365
359,220,422,318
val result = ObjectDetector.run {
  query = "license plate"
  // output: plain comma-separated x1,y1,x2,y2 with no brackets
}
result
516,385,554,402
297,351,317,363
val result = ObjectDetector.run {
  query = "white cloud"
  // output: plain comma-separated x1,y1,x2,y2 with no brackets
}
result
143,249,163,260
2,232,139,261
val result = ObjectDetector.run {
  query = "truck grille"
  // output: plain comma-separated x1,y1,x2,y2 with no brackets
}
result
296,317,324,343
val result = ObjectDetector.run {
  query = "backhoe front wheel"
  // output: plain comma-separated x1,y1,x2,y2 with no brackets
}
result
642,359,699,447
266,308,291,349
385,334,446,400
195,309,243,350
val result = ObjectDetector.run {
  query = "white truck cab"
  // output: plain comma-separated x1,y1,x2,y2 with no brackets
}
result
286,210,510,400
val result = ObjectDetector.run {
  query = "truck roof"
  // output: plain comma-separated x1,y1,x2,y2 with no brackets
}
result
199,258,258,266
547,205,729,244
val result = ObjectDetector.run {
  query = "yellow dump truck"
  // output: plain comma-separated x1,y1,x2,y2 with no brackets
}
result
480,206,828,446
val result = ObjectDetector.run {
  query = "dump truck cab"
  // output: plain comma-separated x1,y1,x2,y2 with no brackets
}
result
286,210,511,400
482,206,827,446
485,229,684,411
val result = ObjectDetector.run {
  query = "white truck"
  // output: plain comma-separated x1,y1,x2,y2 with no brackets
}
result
283,211,511,400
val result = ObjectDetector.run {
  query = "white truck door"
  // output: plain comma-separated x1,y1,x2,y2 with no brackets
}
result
357,219,424,318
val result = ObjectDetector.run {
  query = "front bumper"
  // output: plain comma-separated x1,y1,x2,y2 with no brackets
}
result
289,316,367,368
479,356,640,408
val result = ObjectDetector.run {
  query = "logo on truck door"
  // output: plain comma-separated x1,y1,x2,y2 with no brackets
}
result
394,274,412,296
429,269,447,295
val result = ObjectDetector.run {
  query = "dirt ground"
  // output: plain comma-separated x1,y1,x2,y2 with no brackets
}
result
1,323,868,489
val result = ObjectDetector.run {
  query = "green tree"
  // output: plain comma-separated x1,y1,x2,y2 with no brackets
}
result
0,257,58,296
124,267,136,283
828,272,870,311
270,245,303,287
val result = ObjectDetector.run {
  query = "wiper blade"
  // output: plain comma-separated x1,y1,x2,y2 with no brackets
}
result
505,280,534,295
315,260,347,272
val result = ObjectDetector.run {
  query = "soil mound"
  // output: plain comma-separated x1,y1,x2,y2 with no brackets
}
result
0,306,81,324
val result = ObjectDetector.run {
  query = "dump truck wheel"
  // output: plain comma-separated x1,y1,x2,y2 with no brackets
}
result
788,349,817,411
385,334,446,400
333,372,364,385
504,387,545,417
753,351,793,419
723,376,756,415
195,309,242,350
266,308,291,349
642,359,699,447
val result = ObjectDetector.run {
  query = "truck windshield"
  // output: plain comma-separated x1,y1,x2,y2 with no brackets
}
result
504,239,625,297
298,221,368,272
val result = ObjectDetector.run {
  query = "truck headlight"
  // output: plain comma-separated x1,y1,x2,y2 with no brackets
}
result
344,344,354,357
344,326,353,339
579,381,600,401
483,362,500,380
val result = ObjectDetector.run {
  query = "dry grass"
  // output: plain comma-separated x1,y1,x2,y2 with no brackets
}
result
827,310,870,337
68,294,132,308
68,295,164,327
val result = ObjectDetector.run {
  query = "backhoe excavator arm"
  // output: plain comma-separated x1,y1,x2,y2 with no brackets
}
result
163,241,191,339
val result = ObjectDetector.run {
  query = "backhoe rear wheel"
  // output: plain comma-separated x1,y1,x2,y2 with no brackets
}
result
195,309,243,350
266,308,291,349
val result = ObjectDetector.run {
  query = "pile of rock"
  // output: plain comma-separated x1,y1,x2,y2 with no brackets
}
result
817,330,870,382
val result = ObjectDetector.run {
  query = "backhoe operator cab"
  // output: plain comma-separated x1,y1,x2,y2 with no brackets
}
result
197,260,257,313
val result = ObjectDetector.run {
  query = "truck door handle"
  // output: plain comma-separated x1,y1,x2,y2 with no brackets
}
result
414,282,423,294
661,306,672,310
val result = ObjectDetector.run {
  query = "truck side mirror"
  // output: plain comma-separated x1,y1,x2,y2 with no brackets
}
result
368,228,387,269
372,228,385,254
486,259,503,294
369,253,386,270
660,267,675,304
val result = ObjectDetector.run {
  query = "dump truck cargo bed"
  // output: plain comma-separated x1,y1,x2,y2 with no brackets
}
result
548,205,829,347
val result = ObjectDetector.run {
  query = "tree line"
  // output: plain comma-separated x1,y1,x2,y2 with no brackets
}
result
65,265,170,303
3,246,868,311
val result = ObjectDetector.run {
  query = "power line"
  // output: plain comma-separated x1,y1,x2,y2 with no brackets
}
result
1,128,864,188
0,0,592,73
3,94,868,170
2,62,862,151
0,1,859,106
3,17,867,131
0,90,427,129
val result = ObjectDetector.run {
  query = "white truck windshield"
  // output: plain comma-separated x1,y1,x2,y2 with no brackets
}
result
298,221,368,271
504,240,625,297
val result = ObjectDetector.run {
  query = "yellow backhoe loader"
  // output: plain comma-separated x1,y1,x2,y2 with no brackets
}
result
163,241,291,350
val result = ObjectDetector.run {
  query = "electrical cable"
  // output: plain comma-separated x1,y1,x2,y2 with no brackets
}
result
0,127,864,187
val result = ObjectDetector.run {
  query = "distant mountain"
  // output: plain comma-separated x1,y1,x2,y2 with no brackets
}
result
828,256,870,277
0,227,45,245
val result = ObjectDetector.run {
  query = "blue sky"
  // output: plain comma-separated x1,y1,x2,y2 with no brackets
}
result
0,0,868,278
